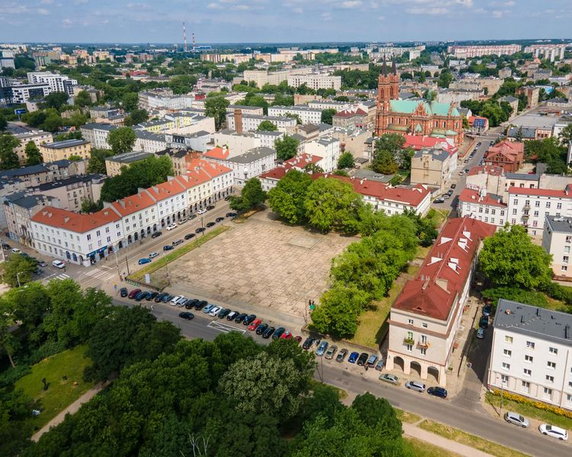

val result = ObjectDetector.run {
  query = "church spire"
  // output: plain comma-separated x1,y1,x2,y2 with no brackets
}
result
382,56,388,75
392,59,397,74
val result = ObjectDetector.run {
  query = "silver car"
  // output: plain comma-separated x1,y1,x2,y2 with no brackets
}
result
405,381,426,392
504,412,529,428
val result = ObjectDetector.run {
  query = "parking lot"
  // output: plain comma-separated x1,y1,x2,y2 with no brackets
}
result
154,210,355,320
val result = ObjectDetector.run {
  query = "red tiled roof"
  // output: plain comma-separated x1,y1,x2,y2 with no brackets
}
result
144,178,187,202
509,186,572,198
404,135,457,155
467,165,504,177
318,174,431,207
260,154,321,181
203,146,230,160
485,140,524,164
334,108,367,118
458,188,507,207
31,207,121,233
393,217,496,321
112,192,156,217
186,157,232,177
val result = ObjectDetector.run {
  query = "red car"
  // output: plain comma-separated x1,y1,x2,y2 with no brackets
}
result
294,336,303,344
280,331,293,340
128,289,141,299
247,318,262,331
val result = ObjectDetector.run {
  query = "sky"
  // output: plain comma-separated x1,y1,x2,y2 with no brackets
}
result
0,0,570,44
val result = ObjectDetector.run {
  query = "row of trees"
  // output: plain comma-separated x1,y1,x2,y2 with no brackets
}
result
524,135,570,175
0,135,43,170
460,99,514,127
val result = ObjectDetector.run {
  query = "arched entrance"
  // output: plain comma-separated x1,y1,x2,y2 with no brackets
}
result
393,356,405,372
410,361,422,377
428,366,440,383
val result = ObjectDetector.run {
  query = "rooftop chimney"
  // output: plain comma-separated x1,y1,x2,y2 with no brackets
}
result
234,109,243,134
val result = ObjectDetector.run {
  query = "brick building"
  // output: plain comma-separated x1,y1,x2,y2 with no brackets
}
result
484,140,524,173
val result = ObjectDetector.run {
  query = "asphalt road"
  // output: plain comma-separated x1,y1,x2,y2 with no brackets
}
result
115,298,570,457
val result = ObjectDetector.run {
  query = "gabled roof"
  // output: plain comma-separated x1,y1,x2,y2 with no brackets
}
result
259,154,322,181
144,178,187,202
393,217,496,321
31,207,121,233
403,135,457,155
112,192,156,217
485,140,524,163
459,189,507,207
203,146,230,160
467,165,504,177
509,186,572,198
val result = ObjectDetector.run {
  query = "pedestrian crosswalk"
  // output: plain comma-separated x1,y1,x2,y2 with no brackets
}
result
54,273,70,281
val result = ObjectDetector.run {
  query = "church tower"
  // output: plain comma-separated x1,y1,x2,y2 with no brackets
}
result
375,58,399,136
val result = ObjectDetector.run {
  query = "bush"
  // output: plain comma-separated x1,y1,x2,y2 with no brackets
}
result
0,365,31,388
481,287,549,308
25,340,68,366
489,389,572,420
540,282,572,305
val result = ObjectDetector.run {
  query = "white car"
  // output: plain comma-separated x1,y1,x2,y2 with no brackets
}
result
405,381,426,393
52,260,66,269
539,424,568,441
11,248,22,253
149,252,159,259
197,209,207,215
504,412,529,428
170,295,182,305
209,306,222,317
166,223,177,231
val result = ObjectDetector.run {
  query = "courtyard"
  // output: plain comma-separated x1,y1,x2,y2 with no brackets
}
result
157,211,355,319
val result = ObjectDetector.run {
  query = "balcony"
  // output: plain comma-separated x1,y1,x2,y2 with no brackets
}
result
417,340,430,349
403,337,415,346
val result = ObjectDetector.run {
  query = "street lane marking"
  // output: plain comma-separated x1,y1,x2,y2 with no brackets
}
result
207,320,246,334
54,274,70,280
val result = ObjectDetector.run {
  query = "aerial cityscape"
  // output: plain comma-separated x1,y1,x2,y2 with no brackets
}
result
0,2,571,457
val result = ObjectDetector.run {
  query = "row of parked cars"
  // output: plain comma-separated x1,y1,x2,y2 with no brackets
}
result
504,412,568,441
476,304,493,339
301,337,386,371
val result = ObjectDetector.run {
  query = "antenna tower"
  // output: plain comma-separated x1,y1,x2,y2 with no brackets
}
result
183,22,187,52
192,32,196,52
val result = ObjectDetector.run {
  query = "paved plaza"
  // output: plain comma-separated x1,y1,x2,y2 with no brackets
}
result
165,211,354,318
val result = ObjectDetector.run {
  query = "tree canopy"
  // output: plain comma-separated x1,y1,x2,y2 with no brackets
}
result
229,178,266,212
0,134,21,170
205,95,230,130
107,126,136,154
275,134,300,161
25,141,42,166
268,170,313,225
256,120,278,131
337,152,355,169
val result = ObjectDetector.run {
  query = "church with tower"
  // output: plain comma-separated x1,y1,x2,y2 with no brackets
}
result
375,61,464,146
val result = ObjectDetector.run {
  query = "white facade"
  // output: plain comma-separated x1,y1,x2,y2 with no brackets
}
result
227,113,296,133
488,300,572,411
303,137,341,172
287,74,341,90
8,84,51,104
80,123,115,149
268,106,322,125
211,131,262,156
27,72,78,95
542,216,572,280
209,147,277,186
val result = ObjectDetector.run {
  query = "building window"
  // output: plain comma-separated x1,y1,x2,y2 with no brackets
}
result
547,361,556,369
526,341,535,349
420,348,427,355
408,319,414,325
502,362,510,370
523,368,531,376
535,201,540,207
406,344,413,352
525,355,533,363
564,256,569,264
549,347,558,354
504,336,513,343
546,202,551,208
546,375,554,383
501,374,509,384
543,387,552,396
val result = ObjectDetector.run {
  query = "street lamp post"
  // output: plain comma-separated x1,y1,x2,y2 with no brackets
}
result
16,271,23,288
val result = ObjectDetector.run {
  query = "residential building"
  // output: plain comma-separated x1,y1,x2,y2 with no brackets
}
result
80,123,116,149
332,108,368,129
287,73,341,90
268,106,322,125
105,151,154,177
204,146,276,186
303,137,341,172
27,71,78,95
307,100,352,111
154,148,192,176
3,83,51,104
447,44,521,58
227,112,297,133
499,96,519,117
34,174,106,213
226,105,264,116
488,299,572,411
133,130,169,153
210,130,262,156
11,129,52,164
458,188,508,226
386,218,496,386
39,139,92,162
375,61,464,146
542,216,572,281
4,194,59,246
259,154,323,191
410,147,458,191
242,70,290,87
516,86,540,109
524,44,566,62
484,140,524,173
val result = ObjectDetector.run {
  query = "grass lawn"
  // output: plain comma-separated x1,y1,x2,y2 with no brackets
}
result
15,345,94,430
419,419,530,457
485,392,572,430
350,245,429,349
395,408,422,424
130,225,229,282
405,437,462,457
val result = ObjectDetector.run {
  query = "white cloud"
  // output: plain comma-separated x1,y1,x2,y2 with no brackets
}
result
40,0,54,4
37,8,50,15
407,6,448,14
207,2,223,8
321,11,332,21
340,1,362,8
491,9,504,17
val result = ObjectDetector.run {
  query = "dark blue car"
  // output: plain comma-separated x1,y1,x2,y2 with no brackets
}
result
348,352,359,364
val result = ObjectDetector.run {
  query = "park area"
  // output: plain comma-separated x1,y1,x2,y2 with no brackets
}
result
150,211,354,318
15,345,94,430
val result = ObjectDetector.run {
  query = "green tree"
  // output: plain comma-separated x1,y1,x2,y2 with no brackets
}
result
437,69,453,88
284,112,302,125
267,169,312,224
311,284,366,338
0,113,7,131
74,90,92,107
479,225,553,290
0,253,37,287
88,148,115,174
304,178,363,233
337,152,355,169
42,92,69,111
229,178,266,212
124,109,148,126
108,126,136,154
64,111,88,128
205,96,230,129
256,120,277,132
321,108,337,125
168,75,197,94
275,134,299,161
121,92,139,111
559,124,572,148
81,198,103,213
372,149,398,174
0,134,21,169
25,141,43,166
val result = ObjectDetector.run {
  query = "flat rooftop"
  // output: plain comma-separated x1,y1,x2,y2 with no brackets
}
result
546,215,572,234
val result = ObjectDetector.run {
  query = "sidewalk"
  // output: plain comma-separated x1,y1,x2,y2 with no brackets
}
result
31,382,108,442
402,422,494,457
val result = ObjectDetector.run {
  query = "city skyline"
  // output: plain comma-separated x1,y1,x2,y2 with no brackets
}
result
1,0,571,44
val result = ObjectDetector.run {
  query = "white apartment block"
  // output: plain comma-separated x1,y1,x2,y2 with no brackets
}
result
268,106,322,125
287,74,341,90
133,130,169,153
542,216,572,280
80,123,115,149
242,70,290,87
447,45,522,58
227,113,296,133
303,137,341,172
138,90,196,111
8,84,51,104
524,44,566,62
488,300,572,411
307,100,352,111
27,72,78,95
205,147,277,186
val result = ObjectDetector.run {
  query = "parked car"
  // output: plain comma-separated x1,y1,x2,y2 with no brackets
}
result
206,222,216,228
147,292,158,301
171,295,182,305
226,212,237,217
280,331,293,340
375,359,385,371
135,291,147,301
476,328,485,339
482,305,492,317
184,299,198,309
272,327,286,340
538,424,568,441
218,308,231,319
11,248,21,253
52,260,66,269
128,289,141,299
379,373,399,385
336,348,348,363
2,243,11,249
38,261,47,267
234,313,248,324
197,208,207,215
262,326,276,339
161,294,173,303
202,304,215,314
195,300,208,310
357,352,369,366
433,197,445,204
302,337,315,350
325,345,338,360
149,252,159,259
427,386,448,399
209,306,222,317
184,233,196,240
405,381,426,393
450,184,456,189
138,257,151,265
216,217,225,223
196,227,206,233
163,245,174,251
227,311,239,321
504,412,529,428
154,292,167,302
316,340,329,356
206,205,215,210
243,314,257,326
366,354,378,368
166,223,177,231
348,352,360,364
248,318,262,331
119,287,128,297
179,312,194,320
256,323,269,335
151,231,162,238
172,239,183,246
479,316,489,329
